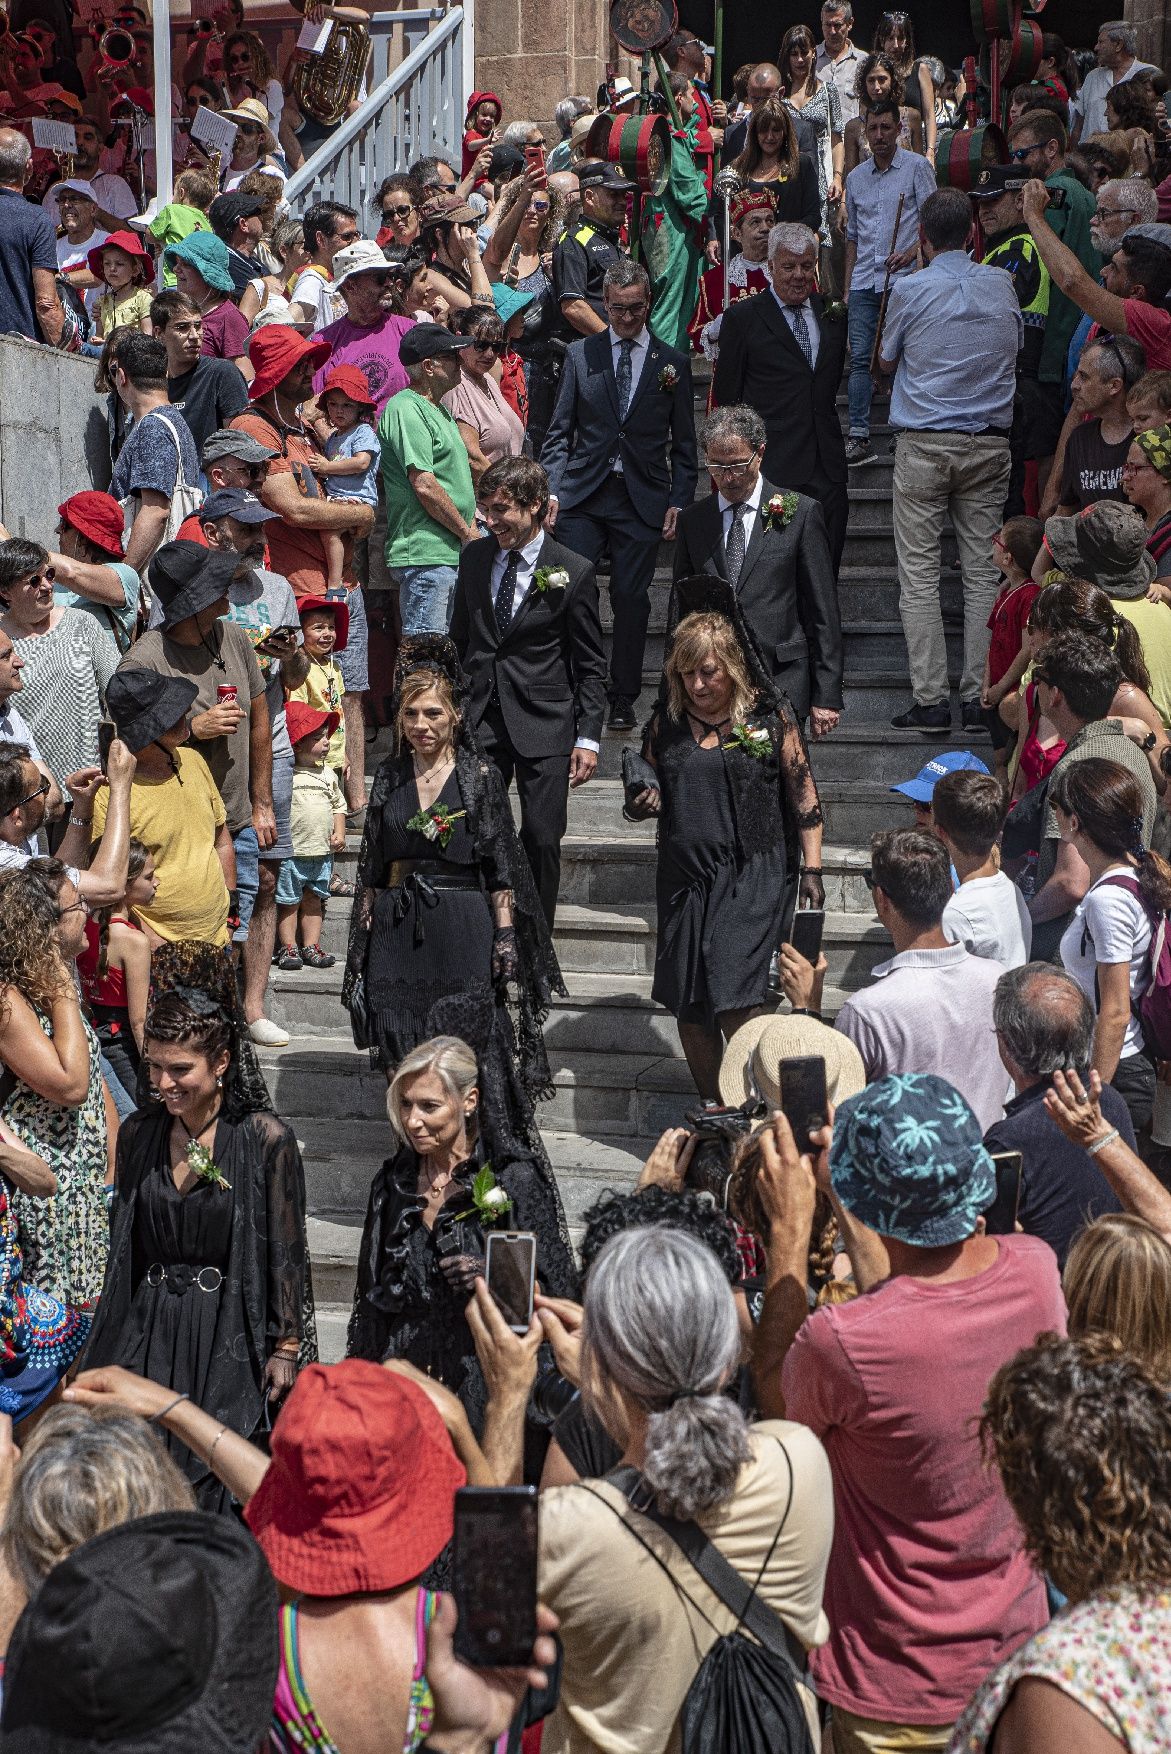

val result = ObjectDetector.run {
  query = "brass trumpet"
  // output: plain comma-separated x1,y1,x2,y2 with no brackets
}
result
96,25,136,80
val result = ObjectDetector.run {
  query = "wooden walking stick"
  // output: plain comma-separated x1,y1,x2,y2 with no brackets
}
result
869,191,906,373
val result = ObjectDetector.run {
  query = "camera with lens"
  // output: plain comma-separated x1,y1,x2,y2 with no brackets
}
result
681,1100,766,1207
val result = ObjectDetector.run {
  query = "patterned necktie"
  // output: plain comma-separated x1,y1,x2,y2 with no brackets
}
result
616,336,634,419
725,501,749,586
789,303,813,366
495,549,520,633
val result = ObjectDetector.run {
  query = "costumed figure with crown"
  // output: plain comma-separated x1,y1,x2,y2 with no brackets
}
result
625,578,826,1100
688,186,776,363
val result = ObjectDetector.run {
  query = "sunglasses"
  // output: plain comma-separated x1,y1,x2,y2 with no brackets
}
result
16,776,50,811
1008,144,1041,161
21,568,55,588
382,203,415,219
228,53,251,65
237,122,262,136
471,338,507,355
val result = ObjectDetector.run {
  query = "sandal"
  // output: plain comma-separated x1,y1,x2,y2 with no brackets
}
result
300,945,336,969
329,875,357,897
275,946,303,972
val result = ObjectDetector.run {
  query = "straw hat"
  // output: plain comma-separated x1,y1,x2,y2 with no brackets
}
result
221,96,277,155
718,1011,867,1110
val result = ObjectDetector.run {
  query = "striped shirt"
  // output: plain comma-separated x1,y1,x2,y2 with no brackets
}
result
11,612,116,800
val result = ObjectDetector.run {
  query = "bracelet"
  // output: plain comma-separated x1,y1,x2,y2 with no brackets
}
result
273,1340,299,1357
1086,1128,1120,1156
207,1426,229,1465
70,815,92,828
801,868,823,876
790,1007,822,1019
150,1391,189,1424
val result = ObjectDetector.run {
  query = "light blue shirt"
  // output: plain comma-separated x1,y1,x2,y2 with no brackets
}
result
54,560,140,658
323,422,381,507
883,250,1023,433
844,146,938,291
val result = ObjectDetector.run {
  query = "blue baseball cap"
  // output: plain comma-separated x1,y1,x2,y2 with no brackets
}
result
199,489,278,525
891,749,989,803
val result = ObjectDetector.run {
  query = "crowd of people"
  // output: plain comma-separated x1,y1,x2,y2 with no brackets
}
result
0,0,1169,1750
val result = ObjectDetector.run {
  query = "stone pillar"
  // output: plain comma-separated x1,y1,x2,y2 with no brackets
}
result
1127,0,1166,70
473,0,611,125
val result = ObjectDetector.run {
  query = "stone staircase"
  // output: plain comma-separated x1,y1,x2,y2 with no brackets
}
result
259,380,984,1358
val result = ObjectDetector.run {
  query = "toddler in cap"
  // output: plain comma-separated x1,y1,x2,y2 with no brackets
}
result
307,365,382,592
275,702,346,970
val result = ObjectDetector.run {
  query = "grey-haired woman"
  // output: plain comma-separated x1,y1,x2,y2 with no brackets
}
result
537,1226,833,1753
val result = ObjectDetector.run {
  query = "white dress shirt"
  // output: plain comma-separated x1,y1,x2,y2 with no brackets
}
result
490,534,598,754
718,475,764,560
771,290,821,368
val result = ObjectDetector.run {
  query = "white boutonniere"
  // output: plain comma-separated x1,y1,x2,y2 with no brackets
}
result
658,364,680,391
450,1164,513,1226
723,723,771,760
763,492,800,532
185,1140,231,1191
534,566,569,594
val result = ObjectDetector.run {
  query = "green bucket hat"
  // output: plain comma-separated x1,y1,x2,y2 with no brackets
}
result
163,230,235,294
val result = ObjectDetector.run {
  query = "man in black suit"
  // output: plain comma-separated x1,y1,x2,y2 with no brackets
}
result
450,456,606,927
672,403,843,735
712,221,849,572
541,255,698,730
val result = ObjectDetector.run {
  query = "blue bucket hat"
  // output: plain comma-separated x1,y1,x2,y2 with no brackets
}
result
163,230,235,293
491,282,536,327
890,749,989,804
829,1073,996,1247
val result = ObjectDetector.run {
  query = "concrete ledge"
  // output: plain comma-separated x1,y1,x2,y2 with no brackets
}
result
0,335,110,536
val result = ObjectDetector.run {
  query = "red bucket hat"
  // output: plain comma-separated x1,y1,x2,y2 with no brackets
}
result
298,592,350,652
285,699,340,745
58,489,125,558
321,364,375,407
87,227,153,280
248,324,332,402
244,1362,465,1595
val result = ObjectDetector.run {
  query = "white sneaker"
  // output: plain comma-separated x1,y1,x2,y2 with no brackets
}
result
248,1017,290,1047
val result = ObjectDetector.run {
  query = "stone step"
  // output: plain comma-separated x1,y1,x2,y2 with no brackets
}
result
838,574,963,621
808,720,992,783
843,621,961,672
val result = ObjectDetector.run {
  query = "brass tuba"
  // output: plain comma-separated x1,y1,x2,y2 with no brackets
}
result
291,14,369,129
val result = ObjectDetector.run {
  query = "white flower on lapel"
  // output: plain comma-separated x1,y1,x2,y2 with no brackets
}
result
658,364,680,392
534,566,569,594
763,492,800,532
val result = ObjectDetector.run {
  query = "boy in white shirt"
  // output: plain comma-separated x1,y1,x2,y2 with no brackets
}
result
932,769,1032,968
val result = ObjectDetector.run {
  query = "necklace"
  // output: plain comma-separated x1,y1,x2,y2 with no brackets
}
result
686,708,732,731
176,1103,221,1150
413,752,454,781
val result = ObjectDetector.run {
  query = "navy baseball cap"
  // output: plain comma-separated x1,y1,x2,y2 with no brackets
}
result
199,489,278,525
891,749,990,803
577,158,636,193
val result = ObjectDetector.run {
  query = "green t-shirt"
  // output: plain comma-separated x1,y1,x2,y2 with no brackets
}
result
1038,170,1098,384
148,204,211,288
378,388,476,569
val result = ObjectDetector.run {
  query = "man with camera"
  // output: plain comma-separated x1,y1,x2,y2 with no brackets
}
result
877,188,1022,735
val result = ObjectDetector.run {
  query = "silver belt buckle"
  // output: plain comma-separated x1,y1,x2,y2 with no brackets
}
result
146,1263,165,1287
196,1266,224,1293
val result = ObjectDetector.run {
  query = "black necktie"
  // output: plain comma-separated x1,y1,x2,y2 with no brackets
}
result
616,337,634,419
495,550,520,633
725,502,749,585
789,303,813,366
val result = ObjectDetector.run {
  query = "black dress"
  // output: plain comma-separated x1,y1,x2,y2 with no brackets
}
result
348,1137,578,1435
83,1107,309,1513
363,764,497,1071
648,704,824,1027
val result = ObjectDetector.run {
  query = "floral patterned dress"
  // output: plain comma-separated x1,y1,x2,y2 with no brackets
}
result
950,1587,1171,1752
5,1010,109,1308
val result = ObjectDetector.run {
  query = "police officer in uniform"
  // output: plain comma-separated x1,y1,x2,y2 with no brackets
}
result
971,164,1053,517
552,160,635,337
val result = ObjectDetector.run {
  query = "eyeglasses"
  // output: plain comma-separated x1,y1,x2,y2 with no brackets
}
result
1122,457,1157,474
470,338,507,355
56,894,90,918
16,776,50,810
705,455,757,473
606,300,649,316
382,203,415,219
1096,205,1139,222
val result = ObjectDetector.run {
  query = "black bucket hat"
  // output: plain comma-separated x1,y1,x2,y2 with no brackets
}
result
105,668,199,753
149,541,239,630
0,1509,279,1753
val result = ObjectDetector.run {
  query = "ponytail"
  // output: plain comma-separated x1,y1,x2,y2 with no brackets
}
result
1112,614,1153,696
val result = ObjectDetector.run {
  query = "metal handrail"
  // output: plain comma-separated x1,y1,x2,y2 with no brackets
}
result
282,5,465,213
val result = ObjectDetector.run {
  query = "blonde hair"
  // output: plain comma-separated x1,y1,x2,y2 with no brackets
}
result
393,669,460,754
1064,1214,1171,1381
664,613,757,724
386,1034,479,1145
2,1405,194,1597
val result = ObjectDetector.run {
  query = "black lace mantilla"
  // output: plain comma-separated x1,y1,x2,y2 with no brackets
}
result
343,738,567,1105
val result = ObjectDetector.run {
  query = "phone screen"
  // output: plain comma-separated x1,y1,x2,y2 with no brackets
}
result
452,1486,538,1667
779,1055,829,1149
485,1232,536,1332
983,1151,1023,1235
97,720,115,772
788,908,825,965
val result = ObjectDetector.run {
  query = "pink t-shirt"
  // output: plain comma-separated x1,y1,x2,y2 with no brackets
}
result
311,312,416,414
1124,297,1171,371
201,298,250,364
782,1234,1066,1725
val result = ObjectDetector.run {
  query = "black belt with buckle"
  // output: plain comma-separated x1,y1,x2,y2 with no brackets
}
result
145,1263,224,1293
386,861,482,945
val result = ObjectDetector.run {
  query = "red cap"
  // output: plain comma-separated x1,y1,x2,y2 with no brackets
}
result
730,187,777,225
285,700,340,745
248,325,332,402
321,364,375,407
57,490,125,558
244,1362,465,1595
297,592,349,652
465,89,502,123
87,227,152,280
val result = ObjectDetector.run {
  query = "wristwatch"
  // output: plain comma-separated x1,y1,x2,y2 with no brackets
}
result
1142,730,1159,752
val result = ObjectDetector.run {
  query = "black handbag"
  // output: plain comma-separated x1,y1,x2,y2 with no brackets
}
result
621,746,659,820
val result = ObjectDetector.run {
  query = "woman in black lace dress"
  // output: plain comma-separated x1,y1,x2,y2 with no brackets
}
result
343,636,565,1099
628,579,826,1098
82,942,314,1514
348,1004,578,1451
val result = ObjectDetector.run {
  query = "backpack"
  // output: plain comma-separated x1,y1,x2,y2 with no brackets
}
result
584,1443,816,1754
1085,872,1171,1061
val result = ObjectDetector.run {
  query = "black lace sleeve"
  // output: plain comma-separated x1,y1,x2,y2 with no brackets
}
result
342,752,403,1048
776,700,824,832
500,1156,581,1302
253,1113,313,1361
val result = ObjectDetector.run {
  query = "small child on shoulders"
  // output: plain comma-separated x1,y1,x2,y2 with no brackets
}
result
307,365,381,592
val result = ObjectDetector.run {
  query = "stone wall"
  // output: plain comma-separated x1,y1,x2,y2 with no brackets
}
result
472,0,611,127
1128,0,1167,70
0,337,110,539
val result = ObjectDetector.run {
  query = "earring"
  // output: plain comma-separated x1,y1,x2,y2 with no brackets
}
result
216,1075,224,1088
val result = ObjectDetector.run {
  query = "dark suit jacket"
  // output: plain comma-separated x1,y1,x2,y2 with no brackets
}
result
539,329,699,530
712,290,847,491
449,533,607,760
671,478,843,720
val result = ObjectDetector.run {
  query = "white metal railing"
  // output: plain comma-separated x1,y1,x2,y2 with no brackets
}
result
282,6,469,223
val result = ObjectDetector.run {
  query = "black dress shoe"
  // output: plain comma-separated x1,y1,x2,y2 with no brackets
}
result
890,701,952,732
960,698,986,730
607,699,637,730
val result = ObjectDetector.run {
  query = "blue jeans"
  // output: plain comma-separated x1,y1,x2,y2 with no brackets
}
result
100,1052,135,1119
232,824,260,945
846,287,883,439
395,564,458,634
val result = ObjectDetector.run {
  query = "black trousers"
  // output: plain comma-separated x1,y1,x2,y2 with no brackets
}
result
556,475,660,705
479,704,569,930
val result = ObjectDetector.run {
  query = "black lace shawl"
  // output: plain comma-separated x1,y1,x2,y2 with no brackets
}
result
342,736,567,1104
82,1107,312,1488
645,693,824,868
